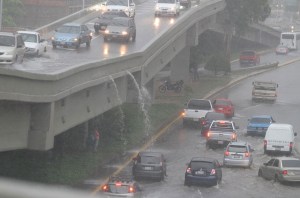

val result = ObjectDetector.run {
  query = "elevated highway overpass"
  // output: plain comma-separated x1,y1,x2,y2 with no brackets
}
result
0,0,280,152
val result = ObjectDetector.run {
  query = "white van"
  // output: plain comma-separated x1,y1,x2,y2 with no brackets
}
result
264,123,297,155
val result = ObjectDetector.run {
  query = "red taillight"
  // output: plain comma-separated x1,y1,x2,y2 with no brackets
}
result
245,152,250,157
282,170,288,175
128,186,135,193
181,112,185,117
231,133,236,140
102,185,109,192
210,169,216,175
290,142,293,148
224,151,230,156
207,132,211,138
264,140,267,146
186,167,192,174
201,120,206,125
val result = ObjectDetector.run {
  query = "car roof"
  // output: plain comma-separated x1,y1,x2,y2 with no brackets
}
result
190,157,216,163
138,151,162,157
62,23,82,27
250,115,272,119
268,123,293,129
228,141,248,146
274,157,300,161
17,30,38,35
214,98,231,102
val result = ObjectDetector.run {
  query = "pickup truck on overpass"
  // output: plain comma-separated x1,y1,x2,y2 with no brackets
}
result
17,30,47,56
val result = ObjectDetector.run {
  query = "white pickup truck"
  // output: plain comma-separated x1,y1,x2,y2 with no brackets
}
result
182,99,214,127
17,31,47,56
252,81,278,102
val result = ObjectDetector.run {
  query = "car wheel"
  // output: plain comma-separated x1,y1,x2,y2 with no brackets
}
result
206,142,211,150
35,50,39,57
75,43,80,49
184,180,190,186
159,85,166,93
132,32,136,42
160,173,164,181
44,46,47,53
103,37,108,42
52,44,56,49
258,169,262,177
86,39,91,47
274,175,279,183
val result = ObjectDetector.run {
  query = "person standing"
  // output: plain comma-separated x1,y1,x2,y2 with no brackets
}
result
93,128,100,152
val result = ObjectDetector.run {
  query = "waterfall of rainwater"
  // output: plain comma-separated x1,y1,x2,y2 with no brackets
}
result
126,71,152,137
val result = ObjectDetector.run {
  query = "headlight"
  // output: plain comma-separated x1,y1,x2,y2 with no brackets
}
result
51,36,55,40
89,32,93,37
122,31,128,35
155,6,159,10
71,38,78,42
4,51,14,55
171,6,175,11
104,30,109,34
124,8,129,12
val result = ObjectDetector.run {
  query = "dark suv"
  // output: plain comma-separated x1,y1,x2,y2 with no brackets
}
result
184,157,222,186
132,151,167,181
200,112,227,136
103,17,136,42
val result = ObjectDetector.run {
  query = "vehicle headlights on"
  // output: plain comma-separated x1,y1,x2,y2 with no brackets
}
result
170,6,175,11
122,31,128,35
104,30,109,34
155,6,160,11
51,36,56,41
71,38,78,42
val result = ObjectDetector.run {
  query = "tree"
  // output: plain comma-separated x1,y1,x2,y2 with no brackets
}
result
205,53,230,75
2,0,24,27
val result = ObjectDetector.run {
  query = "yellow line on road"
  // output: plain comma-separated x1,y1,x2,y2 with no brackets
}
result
91,115,182,195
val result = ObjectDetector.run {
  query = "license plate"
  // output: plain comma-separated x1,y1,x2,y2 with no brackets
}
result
112,35,118,38
233,155,242,159
275,148,281,151
144,167,152,170
195,170,204,175
218,140,224,144
218,108,223,110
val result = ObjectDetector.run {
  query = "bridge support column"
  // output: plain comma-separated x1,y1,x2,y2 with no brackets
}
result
170,46,190,83
28,102,55,150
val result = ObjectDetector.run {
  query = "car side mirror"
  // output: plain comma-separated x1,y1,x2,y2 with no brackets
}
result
263,162,267,166
130,3,135,6
17,44,23,48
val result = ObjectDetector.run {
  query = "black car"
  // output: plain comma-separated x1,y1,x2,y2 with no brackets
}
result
103,17,136,42
184,157,222,186
180,0,191,8
94,11,128,34
200,112,227,136
132,151,167,181
101,175,143,197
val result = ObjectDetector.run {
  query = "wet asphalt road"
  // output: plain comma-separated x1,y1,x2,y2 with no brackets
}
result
89,50,300,198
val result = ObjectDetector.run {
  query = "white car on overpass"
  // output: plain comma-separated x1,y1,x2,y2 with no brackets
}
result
17,30,47,56
101,0,136,18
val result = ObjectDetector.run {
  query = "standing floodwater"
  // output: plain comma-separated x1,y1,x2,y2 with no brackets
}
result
126,71,152,137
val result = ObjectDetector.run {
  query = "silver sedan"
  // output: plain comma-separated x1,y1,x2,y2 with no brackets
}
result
258,157,300,183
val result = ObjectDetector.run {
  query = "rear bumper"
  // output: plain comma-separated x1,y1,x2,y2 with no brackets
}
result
52,40,78,47
185,175,218,186
133,170,163,179
223,158,251,167
252,96,276,101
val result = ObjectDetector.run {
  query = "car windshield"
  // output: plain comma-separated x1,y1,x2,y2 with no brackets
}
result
139,155,160,164
250,117,271,123
108,184,129,193
57,25,80,34
214,100,230,106
228,145,247,153
107,0,128,6
20,33,37,43
0,35,15,47
110,19,128,26
187,100,211,110
282,160,300,168
190,161,213,169
158,0,175,3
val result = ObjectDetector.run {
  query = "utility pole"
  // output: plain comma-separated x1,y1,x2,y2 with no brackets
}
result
82,0,85,10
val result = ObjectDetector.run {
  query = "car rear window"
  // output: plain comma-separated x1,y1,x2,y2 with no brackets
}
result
190,161,213,169
139,156,160,164
241,51,255,56
250,117,271,123
210,122,233,131
214,100,229,105
187,100,211,110
228,145,247,153
108,184,129,193
282,160,300,168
